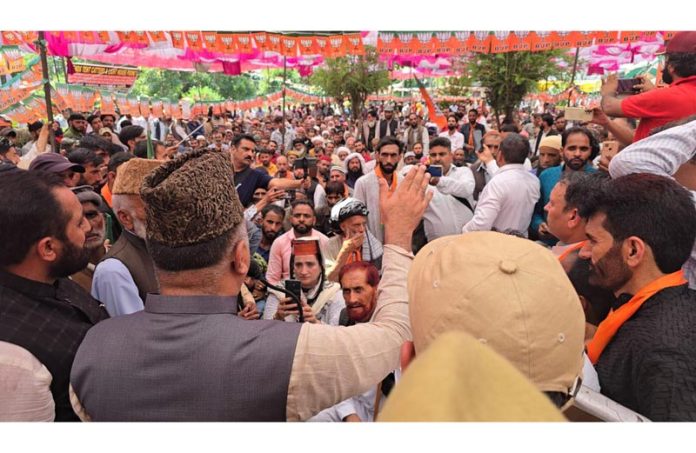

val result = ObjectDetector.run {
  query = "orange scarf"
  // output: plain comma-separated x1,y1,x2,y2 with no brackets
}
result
586,270,687,364
101,183,112,208
557,241,587,263
374,165,397,194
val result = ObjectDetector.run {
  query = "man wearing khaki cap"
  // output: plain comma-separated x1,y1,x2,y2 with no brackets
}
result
406,231,586,409
91,158,164,317
70,149,431,421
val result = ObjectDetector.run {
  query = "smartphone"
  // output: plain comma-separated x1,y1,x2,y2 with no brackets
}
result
284,279,302,299
426,165,443,178
284,189,296,201
617,78,640,95
307,157,318,179
601,140,619,160
564,107,593,122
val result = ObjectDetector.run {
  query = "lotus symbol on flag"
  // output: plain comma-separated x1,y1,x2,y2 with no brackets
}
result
436,32,451,42
205,35,216,45
397,33,412,42
535,31,551,39
222,37,232,46
239,37,249,45
494,31,509,40
417,33,432,44
316,39,326,49
270,35,280,45
379,33,394,44
330,37,343,48
256,35,267,45
284,39,295,49
455,32,468,41
301,39,312,47
474,31,488,41
556,31,570,38
350,37,360,46
514,31,530,39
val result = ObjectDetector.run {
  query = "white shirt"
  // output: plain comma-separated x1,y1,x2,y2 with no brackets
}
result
462,163,540,237
608,119,696,290
424,165,476,241
91,258,144,317
0,342,54,421
353,171,403,244
438,130,465,151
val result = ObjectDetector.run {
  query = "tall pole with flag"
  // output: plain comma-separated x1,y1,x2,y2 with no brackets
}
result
146,119,154,159
37,31,57,153
414,74,447,132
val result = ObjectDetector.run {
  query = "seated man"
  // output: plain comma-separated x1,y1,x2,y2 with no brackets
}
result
578,173,696,421
323,198,383,282
70,150,431,421
263,238,345,325
310,262,397,422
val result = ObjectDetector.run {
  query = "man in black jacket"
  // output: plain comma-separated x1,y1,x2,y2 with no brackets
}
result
0,172,109,421
578,173,696,421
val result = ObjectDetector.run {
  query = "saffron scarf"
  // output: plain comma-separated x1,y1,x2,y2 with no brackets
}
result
586,270,687,364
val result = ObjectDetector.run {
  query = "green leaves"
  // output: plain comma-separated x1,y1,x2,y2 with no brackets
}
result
310,46,389,119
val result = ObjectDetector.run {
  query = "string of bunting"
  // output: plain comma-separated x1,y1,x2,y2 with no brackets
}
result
377,31,677,55
0,31,365,59
1,81,331,124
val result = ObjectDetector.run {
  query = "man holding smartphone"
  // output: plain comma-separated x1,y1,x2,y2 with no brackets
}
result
420,137,476,241
600,31,696,143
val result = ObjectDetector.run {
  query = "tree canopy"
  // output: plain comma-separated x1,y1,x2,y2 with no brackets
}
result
310,46,390,120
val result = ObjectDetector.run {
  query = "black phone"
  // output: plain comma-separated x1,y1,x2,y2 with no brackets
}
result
617,78,640,95
284,279,302,301
426,165,443,178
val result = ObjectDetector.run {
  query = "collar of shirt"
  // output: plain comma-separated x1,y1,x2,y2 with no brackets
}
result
496,163,525,174
145,294,239,315
673,75,696,86
0,268,60,300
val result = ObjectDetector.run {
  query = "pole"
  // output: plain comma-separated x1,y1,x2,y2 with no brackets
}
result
281,55,287,152
37,31,57,153
567,47,580,106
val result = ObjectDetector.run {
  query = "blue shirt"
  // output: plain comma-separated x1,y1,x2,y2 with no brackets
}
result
91,258,144,317
530,163,597,242
234,166,273,208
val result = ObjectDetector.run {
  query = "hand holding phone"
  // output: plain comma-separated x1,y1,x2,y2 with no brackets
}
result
426,165,443,178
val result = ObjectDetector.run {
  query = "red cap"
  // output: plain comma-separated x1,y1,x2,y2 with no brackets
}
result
665,32,696,53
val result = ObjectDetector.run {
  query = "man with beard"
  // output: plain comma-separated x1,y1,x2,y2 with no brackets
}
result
343,152,367,190
91,158,163,316
63,114,88,141
274,155,293,180
600,32,696,143
67,148,105,190
459,109,487,161
354,137,404,244
266,200,329,285
376,104,399,141
531,127,598,244
100,113,117,132
439,115,465,153
578,173,696,421
359,111,378,153
0,172,109,421
310,261,393,422
69,186,109,293
452,148,466,168
403,113,430,156
257,204,285,265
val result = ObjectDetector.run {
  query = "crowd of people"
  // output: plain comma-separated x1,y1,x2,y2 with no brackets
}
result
1,31,696,423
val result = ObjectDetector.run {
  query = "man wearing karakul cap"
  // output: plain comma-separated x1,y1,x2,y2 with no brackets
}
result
69,148,431,421
90,158,163,317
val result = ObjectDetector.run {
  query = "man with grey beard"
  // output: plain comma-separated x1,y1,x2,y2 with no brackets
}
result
91,158,163,316
69,186,109,293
